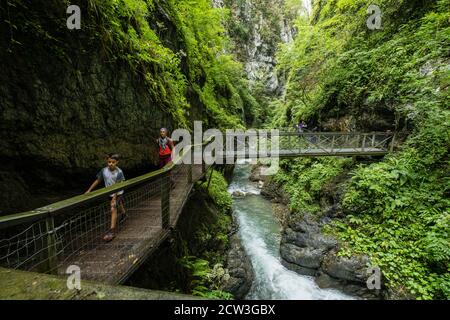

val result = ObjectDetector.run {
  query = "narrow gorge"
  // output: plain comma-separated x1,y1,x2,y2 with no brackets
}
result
0,0,448,301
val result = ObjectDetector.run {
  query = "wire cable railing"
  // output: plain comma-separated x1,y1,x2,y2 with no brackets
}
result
0,139,213,284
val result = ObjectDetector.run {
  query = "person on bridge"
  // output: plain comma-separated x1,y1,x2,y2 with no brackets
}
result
156,128,174,169
85,153,126,242
295,120,308,133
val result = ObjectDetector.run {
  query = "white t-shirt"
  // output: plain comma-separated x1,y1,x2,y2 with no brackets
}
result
96,167,125,197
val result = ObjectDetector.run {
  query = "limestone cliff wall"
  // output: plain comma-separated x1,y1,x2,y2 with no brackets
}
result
0,1,211,213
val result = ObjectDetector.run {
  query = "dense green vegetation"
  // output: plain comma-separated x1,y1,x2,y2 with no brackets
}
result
1,0,255,163
0,0,259,213
179,170,233,299
272,0,449,299
274,157,352,216
78,0,255,129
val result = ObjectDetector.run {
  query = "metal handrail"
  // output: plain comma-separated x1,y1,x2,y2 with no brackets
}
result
0,137,212,230
223,130,394,137
0,131,395,228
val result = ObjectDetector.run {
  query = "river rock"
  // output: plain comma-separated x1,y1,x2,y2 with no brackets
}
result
280,214,337,274
232,190,245,198
221,233,254,299
261,178,290,204
281,260,317,277
282,213,337,249
321,251,369,284
249,165,270,183
280,243,325,269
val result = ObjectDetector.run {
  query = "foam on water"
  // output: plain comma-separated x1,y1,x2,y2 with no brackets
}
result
229,163,355,300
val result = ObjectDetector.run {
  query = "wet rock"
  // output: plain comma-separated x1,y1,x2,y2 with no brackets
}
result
315,272,340,289
283,214,337,250
221,233,254,299
281,260,317,277
280,243,325,269
232,190,245,198
249,165,270,183
321,251,369,284
316,271,382,300
280,212,379,299
261,178,290,204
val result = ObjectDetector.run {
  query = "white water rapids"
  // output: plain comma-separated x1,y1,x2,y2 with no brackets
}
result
228,163,355,300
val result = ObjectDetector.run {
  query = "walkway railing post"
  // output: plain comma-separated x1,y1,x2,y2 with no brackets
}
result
201,142,206,175
362,134,366,152
331,135,335,153
161,172,171,229
390,133,396,152
43,215,58,274
188,150,193,184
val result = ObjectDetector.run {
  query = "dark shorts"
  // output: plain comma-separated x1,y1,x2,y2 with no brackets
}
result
159,156,172,168
110,194,124,208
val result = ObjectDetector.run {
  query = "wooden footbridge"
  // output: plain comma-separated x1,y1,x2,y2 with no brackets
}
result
0,130,395,285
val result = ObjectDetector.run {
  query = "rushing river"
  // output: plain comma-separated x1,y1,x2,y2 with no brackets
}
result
228,163,354,300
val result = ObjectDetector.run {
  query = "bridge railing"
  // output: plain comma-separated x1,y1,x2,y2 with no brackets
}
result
221,131,395,158
0,138,213,282
277,132,395,155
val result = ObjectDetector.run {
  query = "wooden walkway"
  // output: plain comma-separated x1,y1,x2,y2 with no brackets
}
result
56,165,205,284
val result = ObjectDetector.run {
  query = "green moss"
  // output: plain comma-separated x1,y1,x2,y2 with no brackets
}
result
274,157,352,216
271,0,450,299
0,267,201,300
169,170,234,299
199,170,233,214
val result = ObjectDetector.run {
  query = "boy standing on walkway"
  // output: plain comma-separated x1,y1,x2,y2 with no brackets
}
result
86,154,126,242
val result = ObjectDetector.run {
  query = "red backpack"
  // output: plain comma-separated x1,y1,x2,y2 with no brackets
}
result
158,138,173,157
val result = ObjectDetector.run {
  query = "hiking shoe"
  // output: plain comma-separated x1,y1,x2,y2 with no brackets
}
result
103,229,116,242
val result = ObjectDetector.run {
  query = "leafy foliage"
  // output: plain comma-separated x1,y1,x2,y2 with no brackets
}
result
180,170,233,299
3,0,257,129
274,157,352,215
271,0,450,299
179,256,233,300
199,169,233,214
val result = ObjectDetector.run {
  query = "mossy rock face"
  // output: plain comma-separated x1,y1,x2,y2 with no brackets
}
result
0,2,178,214
0,0,259,214
0,267,200,300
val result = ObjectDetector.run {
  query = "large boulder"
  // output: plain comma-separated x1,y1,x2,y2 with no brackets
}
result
281,260,317,277
321,251,369,284
260,178,290,204
280,243,325,269
249,165,271,183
